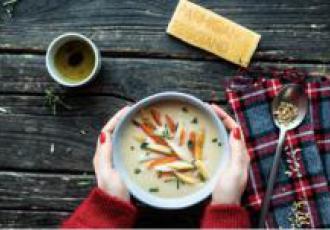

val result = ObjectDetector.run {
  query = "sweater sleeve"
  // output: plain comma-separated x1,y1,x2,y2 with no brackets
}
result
62,187,137,228
201,204,250,228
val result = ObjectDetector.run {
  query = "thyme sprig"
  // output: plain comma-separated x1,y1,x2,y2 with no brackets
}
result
45,88,72,116
1,0,19,18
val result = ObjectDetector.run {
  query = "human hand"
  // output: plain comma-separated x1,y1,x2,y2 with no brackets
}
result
210,104,250,205
93,106,131,201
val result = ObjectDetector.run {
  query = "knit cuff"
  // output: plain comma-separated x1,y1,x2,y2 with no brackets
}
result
93,187,136,215
62,187,137,228
201,204,251,228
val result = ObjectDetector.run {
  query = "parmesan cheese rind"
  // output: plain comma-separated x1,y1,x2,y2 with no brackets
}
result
167,0,261,67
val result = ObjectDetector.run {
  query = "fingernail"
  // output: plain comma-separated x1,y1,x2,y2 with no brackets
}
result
233,127,241,140
99,132,106,144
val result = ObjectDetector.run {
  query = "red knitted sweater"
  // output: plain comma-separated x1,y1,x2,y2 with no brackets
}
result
62,188,250,228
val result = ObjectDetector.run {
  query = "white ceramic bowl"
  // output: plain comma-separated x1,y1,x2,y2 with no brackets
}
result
46,32,101,87
112,92,230,209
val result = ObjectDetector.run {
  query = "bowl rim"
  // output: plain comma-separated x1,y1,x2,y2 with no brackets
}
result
112,91,230,209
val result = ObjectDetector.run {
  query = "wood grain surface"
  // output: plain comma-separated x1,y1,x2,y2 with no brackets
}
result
0,0,329,227
0,0,329,62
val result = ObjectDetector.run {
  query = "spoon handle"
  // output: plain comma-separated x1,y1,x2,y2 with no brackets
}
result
258,129,286,227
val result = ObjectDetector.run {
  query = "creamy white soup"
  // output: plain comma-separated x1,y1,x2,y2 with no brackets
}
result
121,102,223,198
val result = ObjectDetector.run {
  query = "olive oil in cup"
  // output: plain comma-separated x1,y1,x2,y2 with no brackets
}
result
46,33,101,87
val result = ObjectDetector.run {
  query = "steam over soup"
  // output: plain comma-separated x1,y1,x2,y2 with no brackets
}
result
121,102,223,198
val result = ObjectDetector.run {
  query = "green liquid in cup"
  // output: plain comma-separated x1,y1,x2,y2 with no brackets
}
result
54,40,95,83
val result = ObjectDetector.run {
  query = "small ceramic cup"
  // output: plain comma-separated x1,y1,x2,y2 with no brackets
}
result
46,32,101,87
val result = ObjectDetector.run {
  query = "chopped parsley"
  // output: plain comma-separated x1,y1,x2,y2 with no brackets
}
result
149,187,159,193
176,177,180,190
191,117,198,124
182,107,188,113
161,124,171,139
187,140,194,150
218,142,222,147
198,173,206,182
212,138,218,143
140,142,148,149
132,119,140,127
134,168,141,174
175,177,185,190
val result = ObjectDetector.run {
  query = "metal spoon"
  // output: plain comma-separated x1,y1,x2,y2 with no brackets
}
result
258,84,308,227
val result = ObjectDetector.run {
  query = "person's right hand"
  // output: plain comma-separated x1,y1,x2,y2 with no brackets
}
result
93,106,131,201
210,104,250,205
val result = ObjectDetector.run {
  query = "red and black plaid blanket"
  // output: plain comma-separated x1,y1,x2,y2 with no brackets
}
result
226,71,330,228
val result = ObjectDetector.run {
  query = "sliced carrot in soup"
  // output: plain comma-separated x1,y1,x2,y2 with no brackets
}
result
179,129,186,146
150,108,162,126
195,130,205,160
140,123,167,146
165,114,177,133
147,156,178,169
188,131,196,156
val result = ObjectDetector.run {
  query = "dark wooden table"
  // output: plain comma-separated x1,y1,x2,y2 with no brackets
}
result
0,0,329,227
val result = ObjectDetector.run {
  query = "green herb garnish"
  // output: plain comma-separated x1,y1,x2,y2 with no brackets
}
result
149,187,159,193
212,138,218,143
182,107,188,113
191,117,198,124
218,142,222,147
198,173,206,182
187,140,194,150
2,0,19,18
134,168,141,174
140,142,148,149
132,119,140,127
161,124,171,139
45,88,72,116
176,177,180,190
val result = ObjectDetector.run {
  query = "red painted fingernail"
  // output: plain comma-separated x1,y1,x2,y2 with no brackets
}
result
99,132,106,144
233,127,241,140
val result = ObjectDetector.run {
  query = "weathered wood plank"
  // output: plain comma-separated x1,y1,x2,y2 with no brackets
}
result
0,210,69,228
0,111,105,172
1,54,329,102
0,0,329,62
0,54,236,101
0,172,205,228
0,95,130,116
0,172,94,211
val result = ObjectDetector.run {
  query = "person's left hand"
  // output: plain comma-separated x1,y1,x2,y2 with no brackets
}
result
210,104,250,205
93,106,131,201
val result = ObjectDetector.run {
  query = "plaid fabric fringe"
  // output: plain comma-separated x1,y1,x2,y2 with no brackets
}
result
226,72,330,228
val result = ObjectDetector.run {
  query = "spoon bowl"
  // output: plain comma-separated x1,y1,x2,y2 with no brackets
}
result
272,84,308,131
